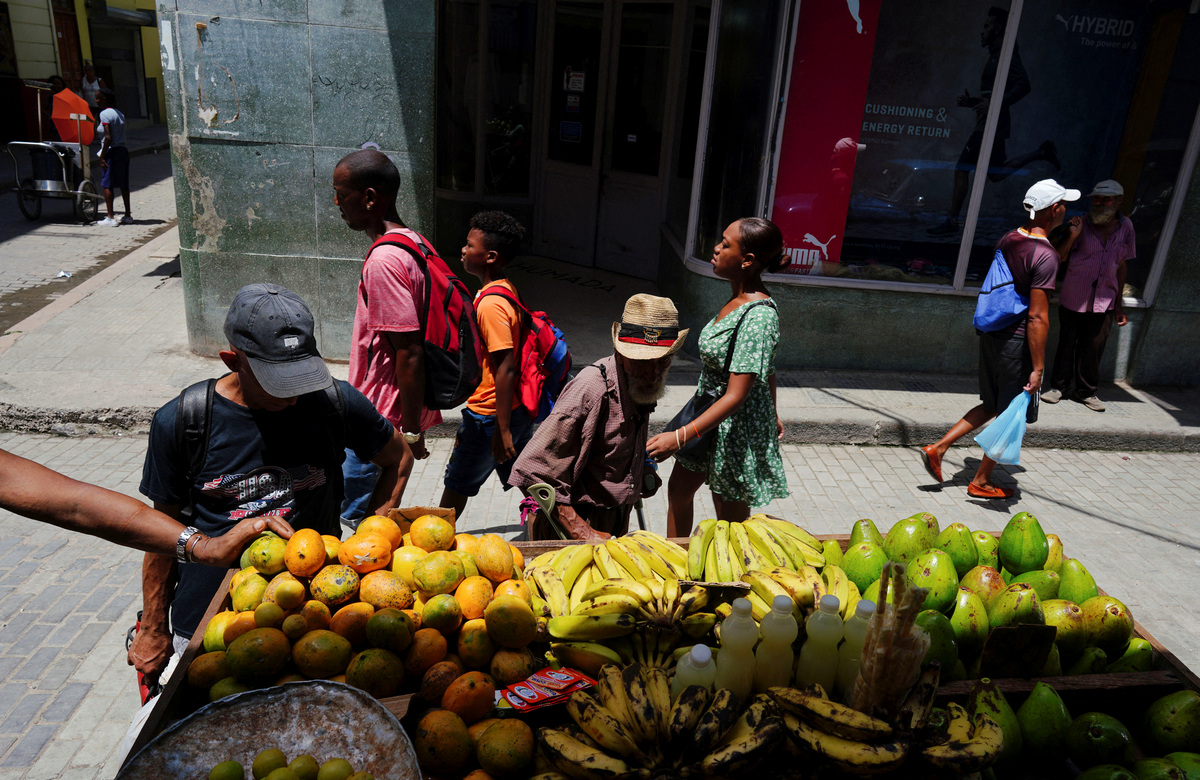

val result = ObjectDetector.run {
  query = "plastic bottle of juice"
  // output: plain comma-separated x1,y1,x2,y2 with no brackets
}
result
835,599,876,698
670,643,718,701
754,594,799,693
794,594,843,694
713,597,758,704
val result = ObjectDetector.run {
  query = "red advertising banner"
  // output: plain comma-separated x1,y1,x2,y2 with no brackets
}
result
770,0,882,275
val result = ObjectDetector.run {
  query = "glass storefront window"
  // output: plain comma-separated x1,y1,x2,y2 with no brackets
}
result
693,0,789,260
437,0,479,192
546,2,603,167
483,1,536,195
664,0,710,240
609,3,673,177
973,0,1200,299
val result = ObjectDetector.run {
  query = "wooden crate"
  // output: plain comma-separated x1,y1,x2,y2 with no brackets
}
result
128,535,1200,760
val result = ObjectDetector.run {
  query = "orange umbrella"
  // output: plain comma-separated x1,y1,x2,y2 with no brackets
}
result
51,89,95,144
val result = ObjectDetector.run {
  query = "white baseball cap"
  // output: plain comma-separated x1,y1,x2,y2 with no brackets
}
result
1023,179,1081,218
1088,179,1124,198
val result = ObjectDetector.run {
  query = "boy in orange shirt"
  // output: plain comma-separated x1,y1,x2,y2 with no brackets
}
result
439,212,533,518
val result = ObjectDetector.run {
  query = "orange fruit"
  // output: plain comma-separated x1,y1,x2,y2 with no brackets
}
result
413,551,466,595
410,515,456,552
338,532,392,575
475,535,515,583
413,709,471,775
225,627,291,682
358,515,403,550
455,576,494,620
281,614,309,641
454,533,480,557
422,594,464,635
310,565,360,608
421,660,463,704
284,528,327,577
365,607,414,653
477,718,535,777
300,600,332,631
468,718,502,751
493,579,531,606
345,647,404,698
402,608,422,632
330,601,376,647
222,611,259,646
508,544,525,571
490,647,538,686
442,670,497,724
404,627,448,680
292,629,353,679
359,570,415,611
456,618,497,670
186,651,230,690
321,534,343,562
483,595,537,649
391,546,428,590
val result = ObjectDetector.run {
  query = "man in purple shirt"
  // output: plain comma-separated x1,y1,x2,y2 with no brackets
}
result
1042,180,1135,412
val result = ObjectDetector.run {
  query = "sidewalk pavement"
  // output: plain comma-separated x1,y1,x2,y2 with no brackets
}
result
0,223,1197,453
2,122,169,191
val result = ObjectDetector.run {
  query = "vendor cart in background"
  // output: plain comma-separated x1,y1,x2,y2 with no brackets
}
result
6,80,101,222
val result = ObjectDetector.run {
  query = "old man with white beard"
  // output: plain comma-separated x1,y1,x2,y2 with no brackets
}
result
508,294,684,540
1042,180,1136,412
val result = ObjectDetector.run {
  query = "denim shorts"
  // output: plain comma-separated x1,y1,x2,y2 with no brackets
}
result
444,406,533,497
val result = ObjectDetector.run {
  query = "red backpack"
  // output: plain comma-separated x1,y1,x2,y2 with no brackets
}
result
363,232,483,410
480,285,572,423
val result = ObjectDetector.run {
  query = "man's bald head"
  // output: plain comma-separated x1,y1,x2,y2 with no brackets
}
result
335,149,400,202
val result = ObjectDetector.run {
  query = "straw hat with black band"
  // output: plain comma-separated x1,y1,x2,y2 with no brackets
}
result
612,294,688,360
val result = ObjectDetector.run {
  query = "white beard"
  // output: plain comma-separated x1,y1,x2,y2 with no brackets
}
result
1090,204,1119,226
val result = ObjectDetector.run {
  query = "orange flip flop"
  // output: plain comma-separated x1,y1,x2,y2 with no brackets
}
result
967,483,1014,499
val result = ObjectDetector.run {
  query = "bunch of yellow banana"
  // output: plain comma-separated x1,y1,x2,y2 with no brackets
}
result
921,702,1005,772
687,514,825,583
770,684,911,774
538,663,783,779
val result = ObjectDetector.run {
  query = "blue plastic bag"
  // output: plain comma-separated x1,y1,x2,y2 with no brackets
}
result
974,391,1031,465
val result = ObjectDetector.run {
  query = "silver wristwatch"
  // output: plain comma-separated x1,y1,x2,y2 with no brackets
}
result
402,431,421,445
176,526,199,563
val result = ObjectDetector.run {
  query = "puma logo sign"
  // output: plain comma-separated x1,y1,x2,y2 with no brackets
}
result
803,233,837,260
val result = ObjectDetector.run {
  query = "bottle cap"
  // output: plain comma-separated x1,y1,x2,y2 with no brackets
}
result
773,594,794,613
820,594,841,613
690,644,713,666
732,597,752,616
855,599,876,620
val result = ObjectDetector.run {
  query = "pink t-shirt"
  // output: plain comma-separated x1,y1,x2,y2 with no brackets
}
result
1059,216,1136,314
348,228,443,431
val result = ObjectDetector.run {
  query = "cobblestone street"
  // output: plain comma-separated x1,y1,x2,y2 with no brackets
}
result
0,432,1196,777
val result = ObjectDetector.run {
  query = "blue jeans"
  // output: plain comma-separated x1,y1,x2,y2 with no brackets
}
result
443,407,534,497
340,448,380,524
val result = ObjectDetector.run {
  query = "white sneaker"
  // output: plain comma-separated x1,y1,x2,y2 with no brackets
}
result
97,216,119,227
120,215,134,225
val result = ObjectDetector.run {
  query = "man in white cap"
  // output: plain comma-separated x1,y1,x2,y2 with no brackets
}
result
128,284,412,688
509,294,685,540
1042,179,1135,412
921,179,1078,499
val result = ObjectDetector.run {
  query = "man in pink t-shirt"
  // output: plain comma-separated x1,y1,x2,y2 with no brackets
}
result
333,149,441,524
1042,180,1136,413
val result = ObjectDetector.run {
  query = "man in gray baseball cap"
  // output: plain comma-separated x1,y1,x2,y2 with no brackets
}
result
129,284,413,693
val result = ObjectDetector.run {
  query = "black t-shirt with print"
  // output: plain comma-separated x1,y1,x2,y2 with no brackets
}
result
140,379,393,638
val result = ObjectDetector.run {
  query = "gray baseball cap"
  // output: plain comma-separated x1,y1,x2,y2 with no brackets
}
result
223,283,332,398
1088,179,1124,198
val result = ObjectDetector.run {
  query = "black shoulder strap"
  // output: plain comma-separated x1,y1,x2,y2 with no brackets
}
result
175,378,216,485
322,381,347,455
722,299,770,375
362,234,434,332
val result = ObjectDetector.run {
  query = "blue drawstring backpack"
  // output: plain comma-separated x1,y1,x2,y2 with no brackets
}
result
973,248,1029,332
974,391,1031,465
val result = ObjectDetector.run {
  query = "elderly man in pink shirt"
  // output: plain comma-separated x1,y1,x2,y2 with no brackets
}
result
1042,180,1135,412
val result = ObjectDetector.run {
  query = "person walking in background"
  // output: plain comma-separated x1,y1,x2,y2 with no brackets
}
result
95,88,132,226
509,295,678,541
1042,180,1135,412
81,62,106,114
439,211,534,519
921,179,1077,499
648,217,790,536
333,149,436,527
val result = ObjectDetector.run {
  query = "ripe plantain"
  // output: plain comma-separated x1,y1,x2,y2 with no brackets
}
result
539,726,632,780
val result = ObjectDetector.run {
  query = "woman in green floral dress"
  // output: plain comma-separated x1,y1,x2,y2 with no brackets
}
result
648,218,790,536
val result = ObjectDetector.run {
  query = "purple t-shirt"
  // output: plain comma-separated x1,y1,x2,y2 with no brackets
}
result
995,228,1057,337
1059,215,1136,314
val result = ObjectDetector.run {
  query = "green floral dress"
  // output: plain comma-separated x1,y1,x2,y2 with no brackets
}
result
677,298,789,506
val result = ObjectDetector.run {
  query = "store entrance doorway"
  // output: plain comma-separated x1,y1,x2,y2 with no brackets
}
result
533,0,679,280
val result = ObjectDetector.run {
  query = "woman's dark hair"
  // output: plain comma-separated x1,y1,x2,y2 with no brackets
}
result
48,75,66,92
470,210,526,263
738,217,789,272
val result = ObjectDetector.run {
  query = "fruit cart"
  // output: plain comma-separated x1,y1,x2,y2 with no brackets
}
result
124,528,1200,772
6,137,101,222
